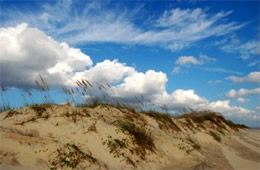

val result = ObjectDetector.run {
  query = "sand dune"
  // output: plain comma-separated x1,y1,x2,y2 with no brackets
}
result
0,104,259,169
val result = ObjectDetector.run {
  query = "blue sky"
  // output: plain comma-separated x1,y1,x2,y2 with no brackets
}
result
0,0,259,127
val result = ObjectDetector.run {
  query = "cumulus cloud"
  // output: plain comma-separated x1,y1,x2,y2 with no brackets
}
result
0,23,257,122
227,72,260,84
0,23,92,88
1,1,245,52
209,100,253,116
226,88,260,98
113,70,168,97
66,60,135,86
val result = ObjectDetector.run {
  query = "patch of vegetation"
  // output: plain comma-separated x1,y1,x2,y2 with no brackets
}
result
50,143,99,169
177,110,247,131
178,142,193,154
30,104,51,117
178,136,201,154
64,108,91,123
103,136,128,158
209,130,221,142
3,110,21,119
88,122,97,133
117,120,154,153
143,110,181,131
178,111,221,123
186,136,201,150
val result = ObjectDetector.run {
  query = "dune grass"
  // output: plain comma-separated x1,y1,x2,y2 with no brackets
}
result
0,75,248,133
143,110,181,131
117,120,155,152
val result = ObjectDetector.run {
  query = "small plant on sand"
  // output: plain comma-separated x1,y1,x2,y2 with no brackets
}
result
103,136,128,158
50,143,99,169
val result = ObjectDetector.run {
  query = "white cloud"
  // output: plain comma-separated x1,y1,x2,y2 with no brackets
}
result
1,1,245,52
248,60,260,67
66,60,135,86
0,23,92,88
113,70,168,97
219,37,260,59
227,71,260,84
0,23,257,123
175,54,216,66
236,97,249,103
199,53,216,64
201,67,243,75
209,100,253,116
171,89,209,108
173,54,216,74
172,67,181,74
208,80,222,85
226,88,260,98
175,56,200,65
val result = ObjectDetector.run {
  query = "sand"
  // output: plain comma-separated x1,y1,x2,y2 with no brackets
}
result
0,104,259,169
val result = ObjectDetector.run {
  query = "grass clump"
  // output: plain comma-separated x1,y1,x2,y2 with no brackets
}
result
186,136,201,150
3,110,21,119
117,120,154,152
209,130,221,142
50,143,98,169
178,111,222,123
30,104,50,117
177,110,246,131
143,110,181,131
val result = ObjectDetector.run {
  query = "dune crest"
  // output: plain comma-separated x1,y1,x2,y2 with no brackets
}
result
0,104,259,169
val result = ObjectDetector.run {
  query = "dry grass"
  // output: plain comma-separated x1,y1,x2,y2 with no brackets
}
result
50,143,99,169
143,110,181,131
177,110,247,131
116,120,155,154
3,110,21,119
209,130,221,142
